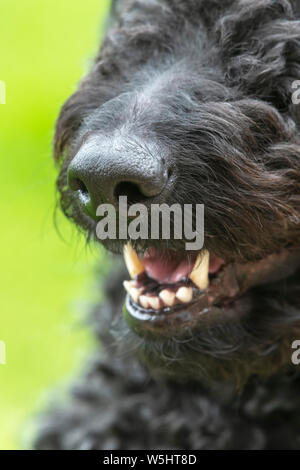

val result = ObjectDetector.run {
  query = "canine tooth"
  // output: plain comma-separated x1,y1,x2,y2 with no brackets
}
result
147,296,161,310
176,286,193,303
123,280,131,293
140,295,150,309
123,281,141,303
159,289,176,307
189,250,210,290
123,243,145,279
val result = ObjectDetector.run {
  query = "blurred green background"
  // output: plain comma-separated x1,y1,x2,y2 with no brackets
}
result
0,0,111,449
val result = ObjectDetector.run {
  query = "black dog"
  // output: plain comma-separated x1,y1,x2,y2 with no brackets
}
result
36,0,300,449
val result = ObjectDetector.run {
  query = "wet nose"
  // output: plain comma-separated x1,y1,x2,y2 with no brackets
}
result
67,135,169,219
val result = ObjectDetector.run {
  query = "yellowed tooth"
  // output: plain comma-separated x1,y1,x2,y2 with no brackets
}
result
139,295,150,309
176,286,193,303
123,243,145,279
123,280,131,293
147,296,161,310
159,289,176,307
131,288,141,303
189,250,210,290
123,281,141,303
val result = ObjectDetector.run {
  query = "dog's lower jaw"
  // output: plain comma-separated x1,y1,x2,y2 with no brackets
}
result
121,247,300,339
108,262,300,389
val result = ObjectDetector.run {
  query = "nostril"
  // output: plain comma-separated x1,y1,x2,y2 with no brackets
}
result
69,177,89,195
114,181,145,205
68,175,92,207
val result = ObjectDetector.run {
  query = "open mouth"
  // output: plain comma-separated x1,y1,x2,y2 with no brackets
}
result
123,243,223,312
122,243,300,332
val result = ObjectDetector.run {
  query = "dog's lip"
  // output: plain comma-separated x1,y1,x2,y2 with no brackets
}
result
123,247,300,338
124,293,253,339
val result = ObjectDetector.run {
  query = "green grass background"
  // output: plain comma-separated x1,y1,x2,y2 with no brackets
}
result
0,0,111,449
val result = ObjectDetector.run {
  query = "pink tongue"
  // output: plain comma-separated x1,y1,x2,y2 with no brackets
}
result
143,249,225,284
143,249,196,283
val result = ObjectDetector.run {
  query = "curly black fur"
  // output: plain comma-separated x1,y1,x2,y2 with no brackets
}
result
35,0,300,449
35,267,300,450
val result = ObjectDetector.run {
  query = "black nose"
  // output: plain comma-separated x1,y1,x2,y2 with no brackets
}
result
67,135,169,219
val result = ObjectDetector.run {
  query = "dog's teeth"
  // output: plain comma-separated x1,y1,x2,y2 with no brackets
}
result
123,280,131,293
159,289,176,307
123,243,145,279
123,281,141,303
176,286,193,303
189,250,210,290
147,296,161,310
131,288,141,303
139,295,150,309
